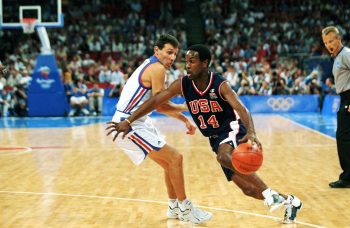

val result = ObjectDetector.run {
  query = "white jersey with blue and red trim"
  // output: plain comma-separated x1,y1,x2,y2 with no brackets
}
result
116,56,159,114
111,55,166,165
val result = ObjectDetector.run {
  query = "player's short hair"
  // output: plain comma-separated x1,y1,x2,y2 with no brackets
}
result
155,34,179,50
322,26,340,38
187,44,212,66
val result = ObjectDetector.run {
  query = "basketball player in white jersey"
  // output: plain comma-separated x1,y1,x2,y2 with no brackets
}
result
107,34,212,224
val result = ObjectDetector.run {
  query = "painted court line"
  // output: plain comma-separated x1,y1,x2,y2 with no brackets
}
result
277,115,336,141
0,190,324,228
0,146,67,156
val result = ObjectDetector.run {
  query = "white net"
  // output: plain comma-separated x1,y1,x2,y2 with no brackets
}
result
21,18,38,34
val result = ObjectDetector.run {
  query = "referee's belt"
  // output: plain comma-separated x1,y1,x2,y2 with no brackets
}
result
340,90,350,100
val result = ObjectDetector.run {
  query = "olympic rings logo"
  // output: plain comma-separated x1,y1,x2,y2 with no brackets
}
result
267,97,295,111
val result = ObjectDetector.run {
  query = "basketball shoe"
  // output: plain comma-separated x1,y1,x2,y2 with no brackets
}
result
167,200,179,219
283,195,302,224
178,200,212,224
263,191,286,212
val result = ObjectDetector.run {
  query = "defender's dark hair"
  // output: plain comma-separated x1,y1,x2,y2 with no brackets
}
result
155,34,179,49
187,44,211,66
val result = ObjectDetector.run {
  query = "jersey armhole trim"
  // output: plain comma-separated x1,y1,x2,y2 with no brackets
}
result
138,63,153,89
219,81,229,101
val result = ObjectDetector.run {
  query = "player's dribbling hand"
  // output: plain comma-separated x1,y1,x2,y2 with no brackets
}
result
239,132,262,150
105,120,130,140
185,121,196,135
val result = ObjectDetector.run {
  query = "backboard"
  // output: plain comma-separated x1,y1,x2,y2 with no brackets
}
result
0,0,63,28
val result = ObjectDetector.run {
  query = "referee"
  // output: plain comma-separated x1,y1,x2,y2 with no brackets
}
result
322,26,350,188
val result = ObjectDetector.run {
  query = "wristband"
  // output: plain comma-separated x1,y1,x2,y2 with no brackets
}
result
125,119,131,125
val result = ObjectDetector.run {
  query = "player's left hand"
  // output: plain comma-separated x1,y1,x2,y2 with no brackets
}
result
185,120,196,135
239,132,262,150
105,120,130,140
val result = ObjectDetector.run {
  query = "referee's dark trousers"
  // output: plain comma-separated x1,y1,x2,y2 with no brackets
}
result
337,90,350,181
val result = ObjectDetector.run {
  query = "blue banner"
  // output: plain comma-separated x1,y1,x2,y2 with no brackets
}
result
321,95,340,115
242,95,319,113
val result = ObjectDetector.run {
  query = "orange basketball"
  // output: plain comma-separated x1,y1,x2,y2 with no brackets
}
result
231,142,263,175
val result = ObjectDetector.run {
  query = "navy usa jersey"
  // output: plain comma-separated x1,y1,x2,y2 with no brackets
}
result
181,72,246,137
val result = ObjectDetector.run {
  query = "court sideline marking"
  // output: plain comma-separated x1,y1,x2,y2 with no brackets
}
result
0,146,67,156
0,190,324,228
277,115,336,141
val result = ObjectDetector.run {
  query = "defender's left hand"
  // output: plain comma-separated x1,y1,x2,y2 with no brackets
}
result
185,120,196,135
106,120,131,140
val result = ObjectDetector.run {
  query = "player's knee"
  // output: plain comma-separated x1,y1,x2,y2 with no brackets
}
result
170,152,183,167
216,153,230,166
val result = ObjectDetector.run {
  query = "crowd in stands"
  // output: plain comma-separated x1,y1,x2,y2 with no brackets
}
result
0,0,345,117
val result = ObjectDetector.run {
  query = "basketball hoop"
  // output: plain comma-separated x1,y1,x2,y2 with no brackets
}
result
21,18,38,34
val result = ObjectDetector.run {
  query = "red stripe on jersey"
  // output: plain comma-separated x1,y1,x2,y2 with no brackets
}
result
124,88,147,112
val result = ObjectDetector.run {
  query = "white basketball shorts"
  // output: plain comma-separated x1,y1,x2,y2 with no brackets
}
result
111,111,166,165
70,96,88,104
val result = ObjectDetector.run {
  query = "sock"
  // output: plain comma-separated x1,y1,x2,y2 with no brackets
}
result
262,188,277,199
178,198,189,209
262,188,285,206
169,199,177,206
178,198,188,204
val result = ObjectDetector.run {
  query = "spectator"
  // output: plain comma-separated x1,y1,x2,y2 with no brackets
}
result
110,63,125,86
237,80,253,95
324,77,336,95
68,79,89,116
98,65,111,84
19,69,32,88
0,74,6,91
13,84,27,117
0,89,13,117
108,84,122,98
272,80,290,95
258,81,272,95
87,82,104,116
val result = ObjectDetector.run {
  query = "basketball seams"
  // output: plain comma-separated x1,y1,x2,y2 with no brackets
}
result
231,142,263,175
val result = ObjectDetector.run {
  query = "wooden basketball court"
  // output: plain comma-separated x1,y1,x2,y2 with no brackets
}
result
0,115,348,227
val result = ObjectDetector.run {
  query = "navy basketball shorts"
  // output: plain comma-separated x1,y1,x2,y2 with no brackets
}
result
208,121,247,181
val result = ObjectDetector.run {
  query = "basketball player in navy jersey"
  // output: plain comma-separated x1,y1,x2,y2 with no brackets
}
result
107,35,212,224
107,44,303,224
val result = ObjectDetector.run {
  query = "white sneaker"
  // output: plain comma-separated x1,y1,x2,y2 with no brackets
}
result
68,108,76,117
283,195,302,224
167,200,179,219
264,193,286,212
178,200,212,224
81,108,89,115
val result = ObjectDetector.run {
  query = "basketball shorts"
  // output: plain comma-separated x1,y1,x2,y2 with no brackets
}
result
208,120,247,181
111,111,166,165
70,96,88,104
